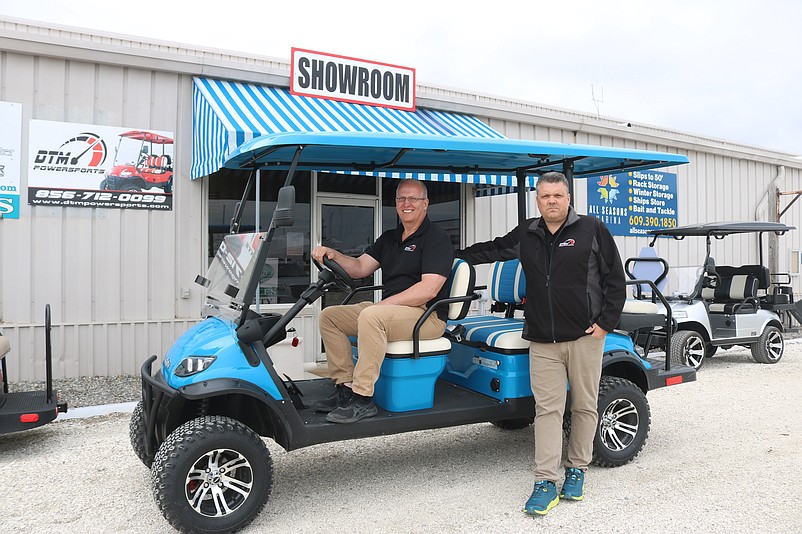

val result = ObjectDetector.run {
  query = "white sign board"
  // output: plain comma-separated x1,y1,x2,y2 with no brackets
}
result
291,48,416,111
28,120,175,210
0,101,23,219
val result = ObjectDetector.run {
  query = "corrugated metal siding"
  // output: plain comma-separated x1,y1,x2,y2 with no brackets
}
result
0,45,206,380
1,319,200,381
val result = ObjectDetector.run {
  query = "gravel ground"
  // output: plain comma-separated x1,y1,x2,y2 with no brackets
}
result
2,342,802,533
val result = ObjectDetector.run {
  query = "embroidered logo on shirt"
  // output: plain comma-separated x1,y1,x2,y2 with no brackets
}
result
558,239,575,247
404,244,417,252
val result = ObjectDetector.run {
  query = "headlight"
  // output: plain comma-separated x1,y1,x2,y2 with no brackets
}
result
120,170,133,177
672,310,688,319
175,355,217,377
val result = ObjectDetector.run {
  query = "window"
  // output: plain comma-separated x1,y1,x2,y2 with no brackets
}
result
208,168,312,304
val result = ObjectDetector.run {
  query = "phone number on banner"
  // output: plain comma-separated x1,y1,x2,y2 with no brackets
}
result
28,188,172,210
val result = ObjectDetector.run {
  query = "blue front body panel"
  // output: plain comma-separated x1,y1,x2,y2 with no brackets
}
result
161,317,282,401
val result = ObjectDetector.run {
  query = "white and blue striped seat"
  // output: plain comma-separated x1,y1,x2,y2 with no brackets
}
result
449,259,529,353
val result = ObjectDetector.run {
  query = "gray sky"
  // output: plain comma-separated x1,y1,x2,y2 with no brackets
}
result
2,0,800,154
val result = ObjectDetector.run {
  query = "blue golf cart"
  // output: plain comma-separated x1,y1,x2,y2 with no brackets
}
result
134,132,696,533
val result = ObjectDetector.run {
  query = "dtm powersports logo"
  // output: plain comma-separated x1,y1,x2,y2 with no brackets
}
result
32,132,108,175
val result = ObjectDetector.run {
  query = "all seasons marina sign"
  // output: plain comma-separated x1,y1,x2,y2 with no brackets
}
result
291,48,416,111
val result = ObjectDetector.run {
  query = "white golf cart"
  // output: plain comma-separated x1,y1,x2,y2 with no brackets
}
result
630,222,798,371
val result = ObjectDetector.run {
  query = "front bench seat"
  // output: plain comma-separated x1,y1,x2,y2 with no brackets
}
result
702,273,759,314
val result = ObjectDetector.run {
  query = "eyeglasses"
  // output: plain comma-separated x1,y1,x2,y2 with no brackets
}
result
395,196,426,204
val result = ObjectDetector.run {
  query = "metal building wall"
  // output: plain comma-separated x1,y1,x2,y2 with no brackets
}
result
0,20,211,380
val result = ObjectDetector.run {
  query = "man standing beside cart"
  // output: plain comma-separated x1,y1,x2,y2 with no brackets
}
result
311,179,454,423
457,171,626,515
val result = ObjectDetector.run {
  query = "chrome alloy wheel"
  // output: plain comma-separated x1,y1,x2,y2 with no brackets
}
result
599,398,640,452
681,334,705,369
185,448,254,517
764,329,784,362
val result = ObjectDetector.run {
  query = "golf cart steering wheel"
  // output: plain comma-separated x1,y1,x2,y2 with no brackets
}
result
313,255,356,292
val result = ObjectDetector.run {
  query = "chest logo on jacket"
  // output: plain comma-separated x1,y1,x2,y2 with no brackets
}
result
404,244,417,252
558,239,575,248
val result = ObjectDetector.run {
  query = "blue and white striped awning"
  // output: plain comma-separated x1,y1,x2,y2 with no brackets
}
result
191,77,506,180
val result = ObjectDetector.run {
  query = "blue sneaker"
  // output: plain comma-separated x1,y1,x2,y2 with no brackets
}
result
524,480,559,515
560,468,585,500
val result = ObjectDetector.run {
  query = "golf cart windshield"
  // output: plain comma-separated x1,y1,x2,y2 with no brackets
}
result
203,232,268,319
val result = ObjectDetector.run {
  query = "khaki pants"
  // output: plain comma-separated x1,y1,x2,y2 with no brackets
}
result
319,302,446,397
529,335,605,482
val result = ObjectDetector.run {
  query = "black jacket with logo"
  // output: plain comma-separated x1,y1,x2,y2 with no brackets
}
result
457,207,626,343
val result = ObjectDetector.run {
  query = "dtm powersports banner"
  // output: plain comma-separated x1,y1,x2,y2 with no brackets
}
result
28,120,174,210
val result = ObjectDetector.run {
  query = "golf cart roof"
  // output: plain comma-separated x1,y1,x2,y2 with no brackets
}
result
648,221,795,238
223,131,688,181
120,130,174,144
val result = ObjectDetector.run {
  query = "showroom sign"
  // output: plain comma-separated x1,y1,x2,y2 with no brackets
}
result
291,48,416,111
28,120,174,210
0,101,22,219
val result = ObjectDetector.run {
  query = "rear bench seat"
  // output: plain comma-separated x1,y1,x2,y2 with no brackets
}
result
450,259,529,353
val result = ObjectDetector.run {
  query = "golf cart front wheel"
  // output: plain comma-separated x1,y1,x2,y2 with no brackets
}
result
591,376,651,467
670,330,706,371
130,401,154,468
751,326,784,364
151,415,273,534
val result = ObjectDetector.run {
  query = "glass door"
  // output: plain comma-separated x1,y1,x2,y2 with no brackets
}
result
315,196,380,309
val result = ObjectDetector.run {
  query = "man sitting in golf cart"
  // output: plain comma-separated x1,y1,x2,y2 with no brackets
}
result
311,179,453,423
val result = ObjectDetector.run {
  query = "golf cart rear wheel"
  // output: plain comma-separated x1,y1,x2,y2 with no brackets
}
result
130,401,154,468
151,415,273,534
751,325,784,364
670,330,706,371
592,376,651,467
491,417,534,430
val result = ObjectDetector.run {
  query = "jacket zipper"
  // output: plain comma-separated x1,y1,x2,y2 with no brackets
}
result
545,226,564,343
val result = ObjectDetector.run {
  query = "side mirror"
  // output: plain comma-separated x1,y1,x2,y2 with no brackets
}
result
272,186,295,228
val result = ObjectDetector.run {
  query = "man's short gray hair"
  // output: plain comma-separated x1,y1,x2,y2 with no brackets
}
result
397,178,428,198
537,172,569,191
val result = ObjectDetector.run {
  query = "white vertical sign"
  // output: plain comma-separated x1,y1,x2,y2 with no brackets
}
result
0,101,23,219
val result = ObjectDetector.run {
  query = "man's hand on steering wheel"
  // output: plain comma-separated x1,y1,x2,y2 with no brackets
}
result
312,253,355,292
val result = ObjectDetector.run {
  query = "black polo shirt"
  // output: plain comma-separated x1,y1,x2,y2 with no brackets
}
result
364,216,454,320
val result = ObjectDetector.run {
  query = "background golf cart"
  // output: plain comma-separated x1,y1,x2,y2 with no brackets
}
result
626,222,798,371
0,305,67,435
134,132,695,533
100,130,174,193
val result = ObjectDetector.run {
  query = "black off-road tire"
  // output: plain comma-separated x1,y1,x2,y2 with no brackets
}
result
130,401,154,468
751,325,784,364
591,376,651,467
670,330,706,371
491,417,534,430
151,415,273,534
